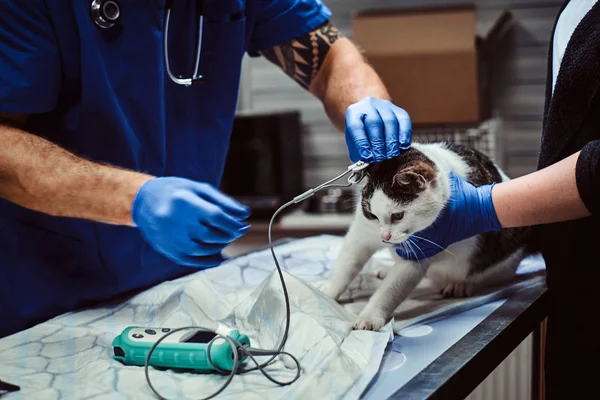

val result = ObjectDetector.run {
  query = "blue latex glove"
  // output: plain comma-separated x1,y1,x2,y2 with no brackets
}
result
345,96,412,163
132,177,250,268
396,172,502,261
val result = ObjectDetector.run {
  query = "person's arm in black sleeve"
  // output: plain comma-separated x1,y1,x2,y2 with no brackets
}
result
575,140,600,216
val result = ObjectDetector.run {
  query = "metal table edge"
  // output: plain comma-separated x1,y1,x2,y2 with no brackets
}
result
387,283,548,400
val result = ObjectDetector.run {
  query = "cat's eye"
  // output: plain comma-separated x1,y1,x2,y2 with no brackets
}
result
364,210,377,220
391,212,405,223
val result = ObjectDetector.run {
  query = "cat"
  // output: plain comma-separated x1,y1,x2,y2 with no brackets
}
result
320,142,532,331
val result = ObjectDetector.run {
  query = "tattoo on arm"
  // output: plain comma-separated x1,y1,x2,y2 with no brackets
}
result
259,21,343,90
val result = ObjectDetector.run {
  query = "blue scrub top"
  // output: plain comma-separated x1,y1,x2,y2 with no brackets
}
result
0,0,331,338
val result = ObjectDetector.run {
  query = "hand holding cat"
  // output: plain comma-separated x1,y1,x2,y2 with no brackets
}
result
345,97,412,163
396,172,502,260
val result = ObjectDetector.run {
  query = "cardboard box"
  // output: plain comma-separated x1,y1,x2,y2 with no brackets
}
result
352,4,510,126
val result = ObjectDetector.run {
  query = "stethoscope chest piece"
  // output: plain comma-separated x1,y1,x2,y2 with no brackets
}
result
91,0,121,29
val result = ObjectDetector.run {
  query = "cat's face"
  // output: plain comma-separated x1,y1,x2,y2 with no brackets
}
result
361,149,444,244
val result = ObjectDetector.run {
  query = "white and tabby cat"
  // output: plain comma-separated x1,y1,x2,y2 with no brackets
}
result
321,142,531,331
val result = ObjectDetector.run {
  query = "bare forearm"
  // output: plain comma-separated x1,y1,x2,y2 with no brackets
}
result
259,22,391,132
492,152,590,228
310,38,391,131
0,123,153,226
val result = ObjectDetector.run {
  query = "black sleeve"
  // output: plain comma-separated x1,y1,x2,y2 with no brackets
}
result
575,140,600,215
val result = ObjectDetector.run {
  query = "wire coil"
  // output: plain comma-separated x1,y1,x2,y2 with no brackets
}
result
144,164,363,399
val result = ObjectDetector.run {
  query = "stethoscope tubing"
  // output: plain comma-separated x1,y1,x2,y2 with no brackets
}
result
91,0,204,86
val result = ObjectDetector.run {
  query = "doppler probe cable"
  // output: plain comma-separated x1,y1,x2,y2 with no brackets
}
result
143,162,369,400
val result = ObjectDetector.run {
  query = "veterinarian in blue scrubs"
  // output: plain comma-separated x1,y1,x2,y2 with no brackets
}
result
397,1,600,397
0,0,412,338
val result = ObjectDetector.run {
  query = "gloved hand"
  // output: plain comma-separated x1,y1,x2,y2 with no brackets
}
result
345,96,412,163
132,177,250,268
396,172,502,261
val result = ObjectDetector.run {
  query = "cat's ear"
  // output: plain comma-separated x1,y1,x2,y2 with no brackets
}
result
393,171,428,190
393,161,437,190
413,161,437,183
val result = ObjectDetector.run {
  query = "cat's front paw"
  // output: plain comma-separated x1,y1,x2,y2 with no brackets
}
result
352,314,388,331
441,281,475,298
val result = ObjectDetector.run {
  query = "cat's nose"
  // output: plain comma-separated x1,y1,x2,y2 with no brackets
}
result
381,233,392,242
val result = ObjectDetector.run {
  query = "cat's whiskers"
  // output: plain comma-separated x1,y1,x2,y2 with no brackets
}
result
409,234,455,256
407,238,427,261
404,238,423,269
399,241,409,255
400,241,414,263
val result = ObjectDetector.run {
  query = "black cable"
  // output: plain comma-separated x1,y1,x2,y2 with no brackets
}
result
0,379,20,393
144,327,239,400
144,168,360,399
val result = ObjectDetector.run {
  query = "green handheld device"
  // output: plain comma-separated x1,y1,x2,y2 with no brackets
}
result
112,326,251,372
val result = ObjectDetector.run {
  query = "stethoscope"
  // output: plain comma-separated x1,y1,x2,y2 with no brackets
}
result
90,0,204,86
